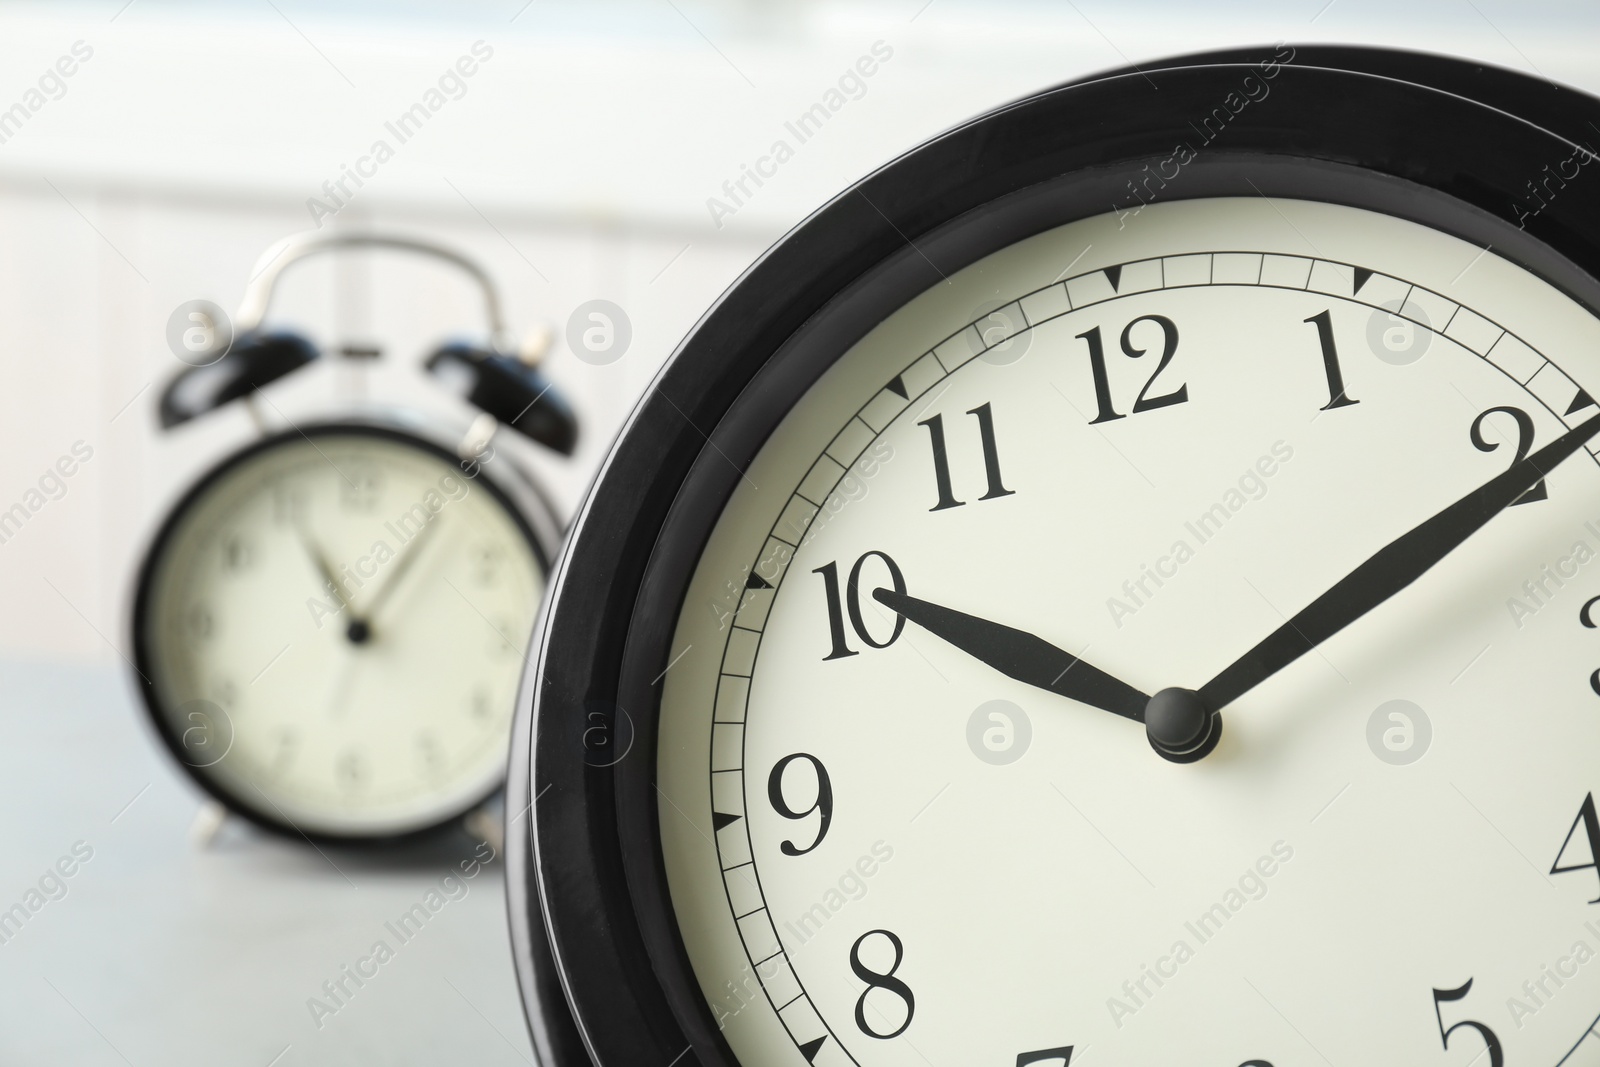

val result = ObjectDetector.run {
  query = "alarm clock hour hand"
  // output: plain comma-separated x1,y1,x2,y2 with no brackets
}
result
873,588,1149,721
1198,409,1600,712
294,527,375,645
298,532,342,598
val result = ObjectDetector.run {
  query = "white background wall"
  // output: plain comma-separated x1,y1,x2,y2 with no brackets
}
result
1,0,1596,666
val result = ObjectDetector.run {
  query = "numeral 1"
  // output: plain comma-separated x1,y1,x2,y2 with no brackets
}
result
969,403,1013,501
1305,310,1359,410
1075,325,1123,424
917,403,1015,512
815,560,856,660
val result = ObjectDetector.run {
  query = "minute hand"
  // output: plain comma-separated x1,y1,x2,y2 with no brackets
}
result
1199,409,1600,712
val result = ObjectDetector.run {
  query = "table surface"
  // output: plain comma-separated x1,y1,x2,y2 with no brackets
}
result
0,657,539,1066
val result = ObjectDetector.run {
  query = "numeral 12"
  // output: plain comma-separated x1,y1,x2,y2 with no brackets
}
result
1074,315,1188,424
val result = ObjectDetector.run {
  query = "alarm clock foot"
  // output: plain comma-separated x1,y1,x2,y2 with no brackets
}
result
463,807,504,855
188,799,229,849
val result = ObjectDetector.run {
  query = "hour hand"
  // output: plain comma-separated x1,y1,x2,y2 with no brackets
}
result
872,588,1148,721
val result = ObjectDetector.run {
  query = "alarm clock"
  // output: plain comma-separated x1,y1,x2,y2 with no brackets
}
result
133,231,575,842
507,47,1600,1067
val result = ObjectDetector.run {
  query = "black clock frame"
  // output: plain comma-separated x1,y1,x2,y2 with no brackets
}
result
130,419,557,845
509,47,1600,1067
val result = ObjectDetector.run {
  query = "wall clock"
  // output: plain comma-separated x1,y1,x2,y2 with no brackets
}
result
133,231,575,842
508,47,1600,1067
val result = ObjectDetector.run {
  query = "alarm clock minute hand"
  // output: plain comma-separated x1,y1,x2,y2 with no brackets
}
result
358,514,444,629
1198,409,1600,714
872,588,1149,721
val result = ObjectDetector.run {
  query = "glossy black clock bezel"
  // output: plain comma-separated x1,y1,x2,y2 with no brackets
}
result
512,47,1600,1067
130,419,556,845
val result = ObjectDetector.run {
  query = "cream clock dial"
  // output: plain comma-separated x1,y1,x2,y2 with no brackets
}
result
656,198,1600,1067
136,425,545,839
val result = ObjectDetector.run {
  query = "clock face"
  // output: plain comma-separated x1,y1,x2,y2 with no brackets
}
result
652,197,1600,1066
136,426,544,838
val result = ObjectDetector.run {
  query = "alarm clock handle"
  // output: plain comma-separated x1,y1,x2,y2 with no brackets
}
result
237,231,512,350
163,229,579,455
241,232,576,454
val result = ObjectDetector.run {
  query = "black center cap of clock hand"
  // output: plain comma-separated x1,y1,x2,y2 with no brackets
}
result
1144,687,1221,764
346,618,373,645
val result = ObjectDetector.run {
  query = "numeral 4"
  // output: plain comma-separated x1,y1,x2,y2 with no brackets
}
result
1553,791,1600,901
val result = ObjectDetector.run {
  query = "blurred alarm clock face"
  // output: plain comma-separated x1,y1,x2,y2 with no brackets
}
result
508,48,1600,1067
136,424,548,839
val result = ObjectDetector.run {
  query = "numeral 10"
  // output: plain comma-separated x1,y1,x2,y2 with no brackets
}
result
814,551,906,661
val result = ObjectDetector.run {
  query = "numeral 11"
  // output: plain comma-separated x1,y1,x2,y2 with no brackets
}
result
918,403,1015,512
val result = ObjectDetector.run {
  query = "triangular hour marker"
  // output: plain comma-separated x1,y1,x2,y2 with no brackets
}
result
1353,267,1374,294
712,811,741,831
1568,389,1597,416
885,375,908,399
746,571,772,590
1104,264,1122,292
799,1037,827,1063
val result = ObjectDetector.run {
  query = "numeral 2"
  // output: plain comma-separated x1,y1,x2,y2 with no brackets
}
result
1074,315,1188,424
918,402,1014,511
1471,405,1548,505
815,551,905,661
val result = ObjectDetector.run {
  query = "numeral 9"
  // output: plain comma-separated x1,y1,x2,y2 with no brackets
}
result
768,753,832,856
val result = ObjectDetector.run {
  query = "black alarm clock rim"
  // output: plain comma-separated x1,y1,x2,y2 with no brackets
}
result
130,419,552,846
514,51,1600,1067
